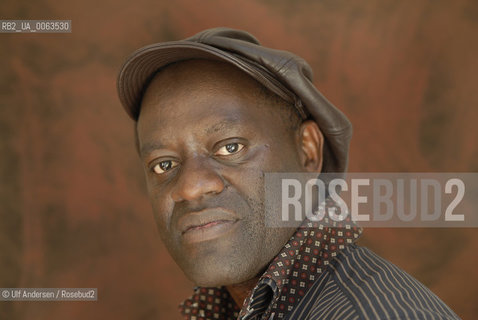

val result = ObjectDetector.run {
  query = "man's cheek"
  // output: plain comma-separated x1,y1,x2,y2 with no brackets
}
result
150,196,174,235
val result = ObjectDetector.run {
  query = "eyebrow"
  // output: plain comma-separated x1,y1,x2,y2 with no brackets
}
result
140,117,243,158
140,141,166,158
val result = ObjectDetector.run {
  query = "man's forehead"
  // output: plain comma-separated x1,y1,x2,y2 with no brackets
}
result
144,59,262,97
205,117,243,134
138,59,274,124
138,101,259,138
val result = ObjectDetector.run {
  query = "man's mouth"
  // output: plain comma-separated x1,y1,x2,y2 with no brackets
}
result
184,220,234,232
177,208,240,243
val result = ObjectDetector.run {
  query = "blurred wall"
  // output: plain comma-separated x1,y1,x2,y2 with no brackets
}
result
0,0,477,319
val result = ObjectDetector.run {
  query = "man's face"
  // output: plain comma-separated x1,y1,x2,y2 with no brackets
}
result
137,60,304,286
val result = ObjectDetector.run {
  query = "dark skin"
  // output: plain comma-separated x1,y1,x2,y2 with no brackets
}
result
137,59,324,307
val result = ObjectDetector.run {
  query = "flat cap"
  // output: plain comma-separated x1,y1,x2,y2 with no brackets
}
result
117,27,352,174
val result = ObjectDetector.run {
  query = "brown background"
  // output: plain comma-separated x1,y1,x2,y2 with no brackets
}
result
1,0,477,319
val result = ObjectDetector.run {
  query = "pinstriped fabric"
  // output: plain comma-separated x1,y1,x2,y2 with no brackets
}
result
308,283,359,320
333,246,460,319
287,269,360,320
246,283,274,319
286,245,460,320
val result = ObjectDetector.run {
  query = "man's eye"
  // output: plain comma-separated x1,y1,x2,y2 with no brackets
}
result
215,143,245,156
152,160,179,174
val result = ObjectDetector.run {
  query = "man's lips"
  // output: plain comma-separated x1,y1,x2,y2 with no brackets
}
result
183,220,235,233
177,208,240,243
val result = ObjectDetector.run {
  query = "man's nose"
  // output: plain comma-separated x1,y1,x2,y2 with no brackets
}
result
171,156,225,203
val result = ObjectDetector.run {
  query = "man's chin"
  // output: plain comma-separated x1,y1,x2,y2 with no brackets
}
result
188,274,253,288
181,263,259,287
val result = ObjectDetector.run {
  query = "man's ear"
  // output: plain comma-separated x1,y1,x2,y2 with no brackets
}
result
297,120,324,172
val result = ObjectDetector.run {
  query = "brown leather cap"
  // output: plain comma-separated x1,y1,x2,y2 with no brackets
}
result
117,27,352,173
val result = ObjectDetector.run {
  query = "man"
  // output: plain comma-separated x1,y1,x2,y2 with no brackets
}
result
117,28,459,320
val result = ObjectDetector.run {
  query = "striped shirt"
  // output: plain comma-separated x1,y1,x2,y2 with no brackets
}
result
285,245,460,319
180,201,460,319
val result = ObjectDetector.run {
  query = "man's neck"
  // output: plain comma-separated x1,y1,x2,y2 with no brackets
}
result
226,276,261,307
